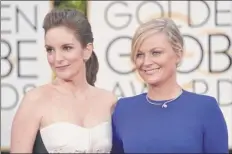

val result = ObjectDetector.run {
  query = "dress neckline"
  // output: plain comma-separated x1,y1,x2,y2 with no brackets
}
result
40,120,111,132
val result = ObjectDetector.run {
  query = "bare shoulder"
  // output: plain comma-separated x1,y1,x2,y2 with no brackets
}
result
11,84,52,153
95,88,117,102
23,84,50,103
12,84,53,132
95,88,117,114
16,84,52,114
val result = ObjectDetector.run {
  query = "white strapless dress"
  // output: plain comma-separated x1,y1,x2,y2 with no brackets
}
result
40,121,112,153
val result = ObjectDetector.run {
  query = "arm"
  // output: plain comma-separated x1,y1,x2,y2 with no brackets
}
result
203,97,229,153
111,118,124,153
10,90,42,153
111,99,124,153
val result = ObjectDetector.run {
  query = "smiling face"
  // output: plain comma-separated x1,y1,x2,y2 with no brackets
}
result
131,18,183,86
45,26,92,81
134,32,181,85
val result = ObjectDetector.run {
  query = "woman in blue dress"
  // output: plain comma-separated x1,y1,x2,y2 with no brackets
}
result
111,17,228,153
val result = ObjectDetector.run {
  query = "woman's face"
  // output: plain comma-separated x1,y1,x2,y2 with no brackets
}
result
45,26,92,81
134,32,182,86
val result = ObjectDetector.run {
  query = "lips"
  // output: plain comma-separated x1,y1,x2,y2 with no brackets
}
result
143,68,160,75
56,65,69,70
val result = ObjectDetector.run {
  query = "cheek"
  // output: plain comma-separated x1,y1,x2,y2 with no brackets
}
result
67,51,83,62
161,57,177,74
159,54,176,67
64,52,85,69
47,54,54,65
134,59,143,69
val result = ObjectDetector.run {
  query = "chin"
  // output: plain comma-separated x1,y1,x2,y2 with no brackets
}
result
141,76,162,85
145,79,161,86
56,72,73,81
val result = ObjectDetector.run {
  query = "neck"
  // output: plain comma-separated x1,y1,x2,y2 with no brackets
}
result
55,69,90,95
147,74,181,101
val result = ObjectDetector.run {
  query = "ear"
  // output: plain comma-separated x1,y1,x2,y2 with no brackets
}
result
83,43,93,61
176,49,183,66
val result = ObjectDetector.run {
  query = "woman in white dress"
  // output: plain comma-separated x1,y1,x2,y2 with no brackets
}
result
10,8,117,153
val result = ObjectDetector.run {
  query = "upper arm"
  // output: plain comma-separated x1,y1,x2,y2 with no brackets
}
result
111,98,124,153
102,90,118,114
203,97,229,153
101,91,124,153
11,90,42,153
109,94,118,114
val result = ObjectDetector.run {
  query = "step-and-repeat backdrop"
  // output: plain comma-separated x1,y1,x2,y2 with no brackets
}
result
87,1,232,148
1,1,52,149
1,0,232,150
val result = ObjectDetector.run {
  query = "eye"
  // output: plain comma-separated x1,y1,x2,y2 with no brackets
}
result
136,52,143,58
63,46,72,51
46,48,54,54
151,50,161,56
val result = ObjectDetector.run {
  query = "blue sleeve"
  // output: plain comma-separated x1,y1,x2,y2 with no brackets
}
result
111,100,124,153
203,97,229,153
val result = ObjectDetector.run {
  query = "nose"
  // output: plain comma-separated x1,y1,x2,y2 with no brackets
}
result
55,51,64,63
143,54,153,66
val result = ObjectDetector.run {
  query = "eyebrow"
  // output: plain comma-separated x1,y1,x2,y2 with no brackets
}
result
149,47,164,52
44,45,52,48
45,43,74,48
62,43,74,46
138,47,164,53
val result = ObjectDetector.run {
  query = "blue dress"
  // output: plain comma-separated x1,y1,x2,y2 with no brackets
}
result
111,90,228,153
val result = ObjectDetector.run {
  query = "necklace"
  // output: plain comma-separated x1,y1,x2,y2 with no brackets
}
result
146,89,183,108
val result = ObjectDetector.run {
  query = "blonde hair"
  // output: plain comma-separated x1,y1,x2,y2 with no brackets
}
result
131,17,184,62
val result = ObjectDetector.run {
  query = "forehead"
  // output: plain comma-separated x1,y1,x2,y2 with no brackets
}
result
138,32,170,52
45,26,78,46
